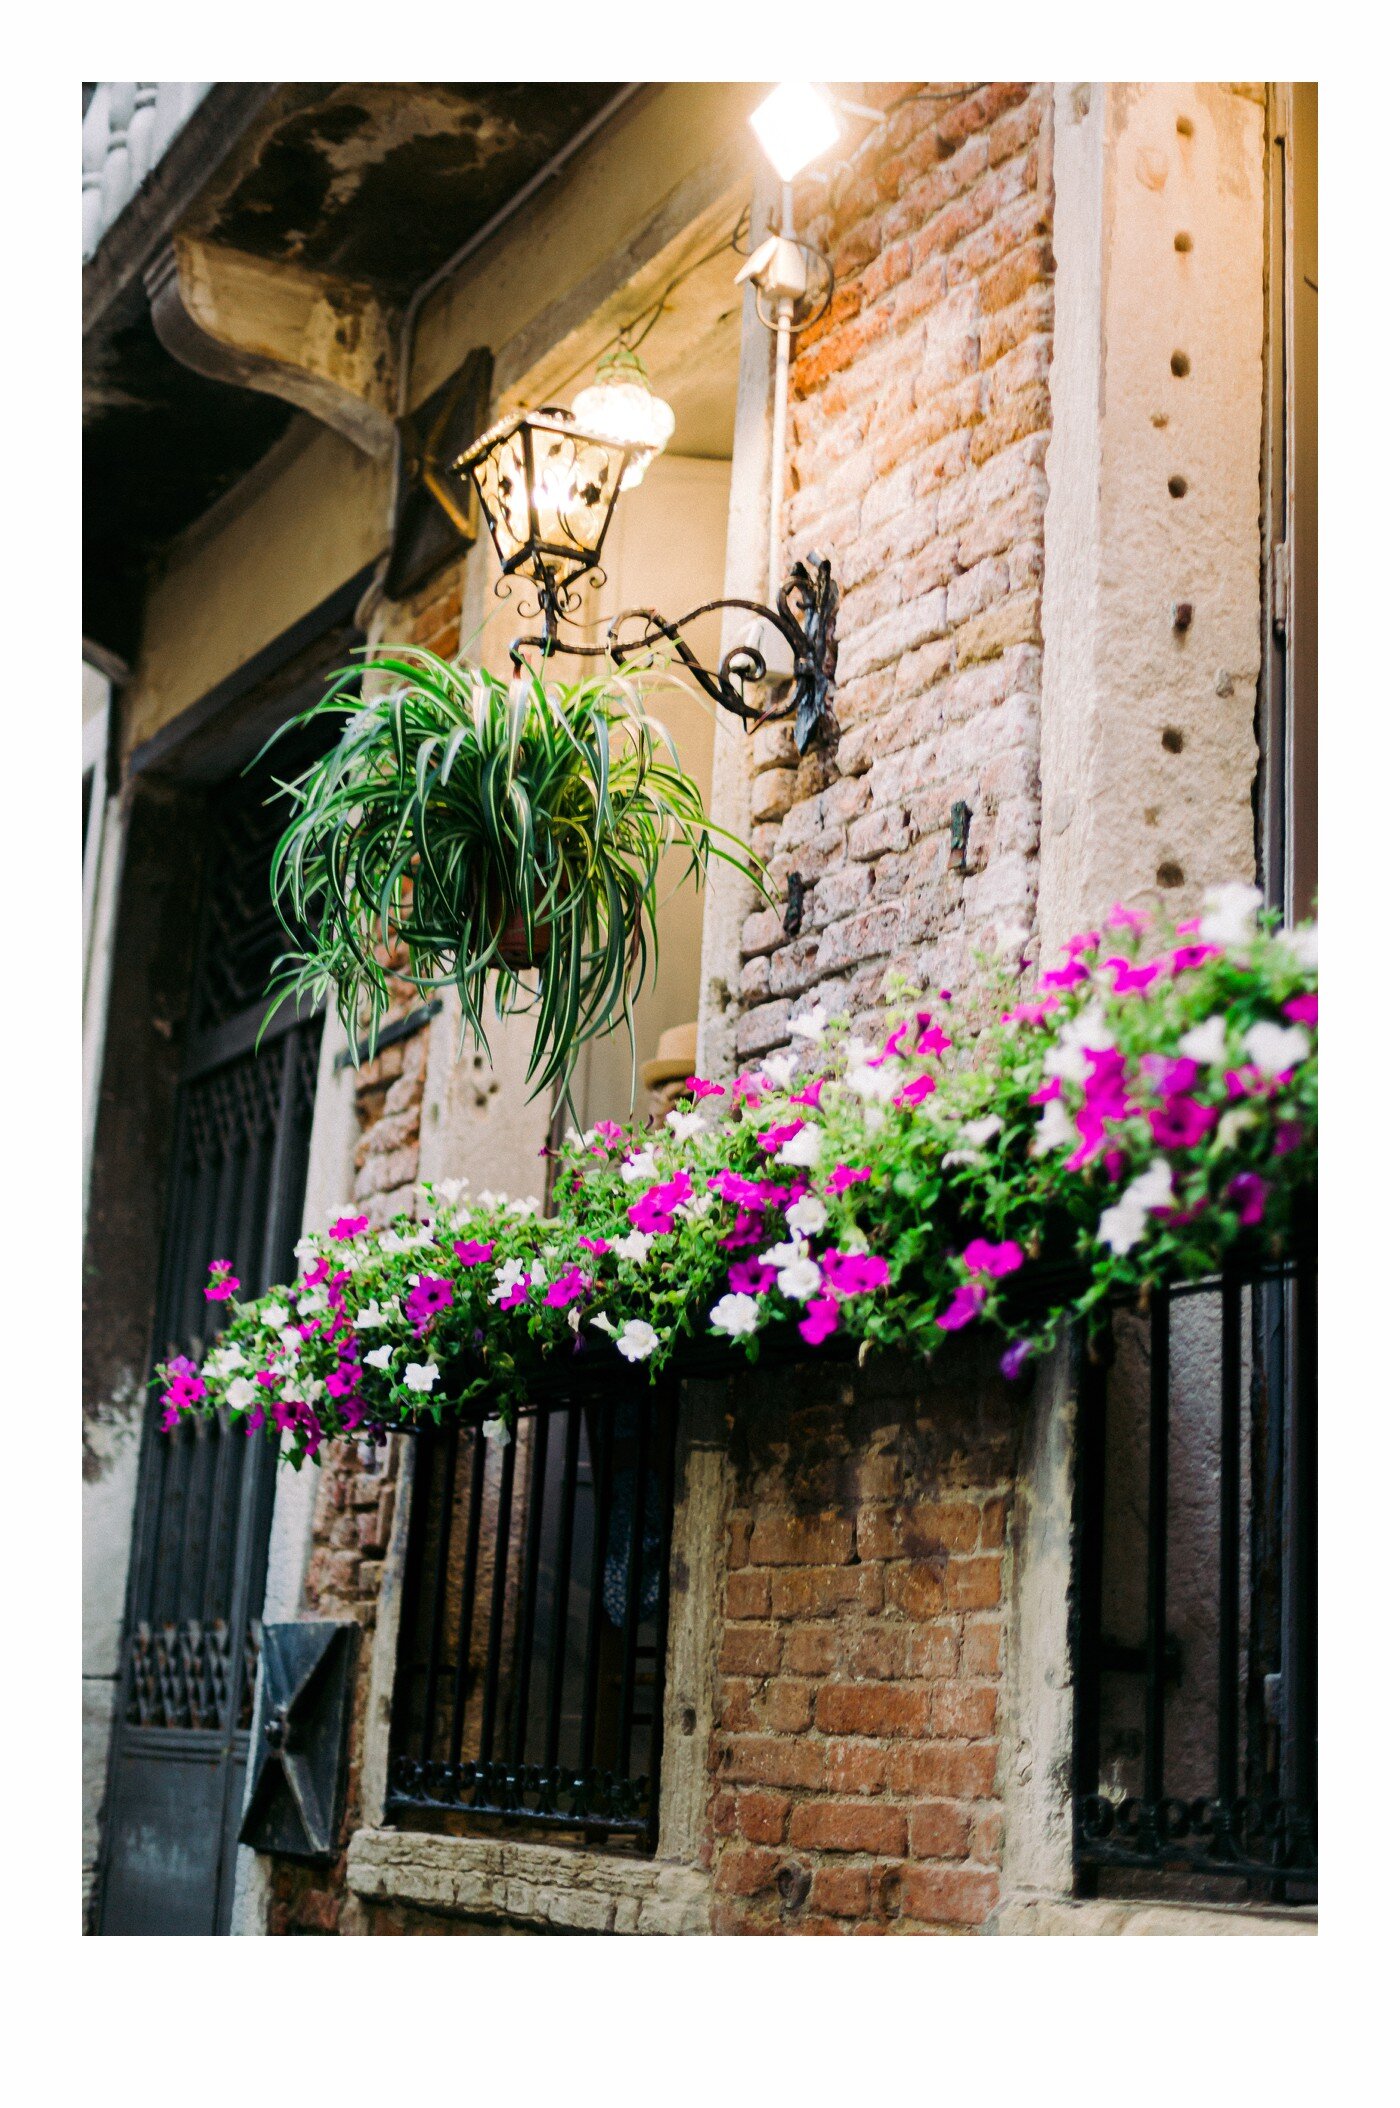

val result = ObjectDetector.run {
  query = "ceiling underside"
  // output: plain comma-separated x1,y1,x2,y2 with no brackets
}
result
84,82,626,662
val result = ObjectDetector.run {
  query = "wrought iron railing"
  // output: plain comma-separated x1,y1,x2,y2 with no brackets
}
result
1071,1243,1316,1904
387,1369,678,1849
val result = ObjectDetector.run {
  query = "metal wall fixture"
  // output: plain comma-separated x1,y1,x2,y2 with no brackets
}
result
416,85,861,755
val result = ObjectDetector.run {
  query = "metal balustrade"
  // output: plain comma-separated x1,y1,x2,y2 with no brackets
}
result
388,1374,678,1849
1072,1244,1317,1904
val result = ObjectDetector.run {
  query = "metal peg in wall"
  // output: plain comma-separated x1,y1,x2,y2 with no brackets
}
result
949,800,973,875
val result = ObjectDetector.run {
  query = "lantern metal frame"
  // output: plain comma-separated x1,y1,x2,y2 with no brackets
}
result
446,406,840,755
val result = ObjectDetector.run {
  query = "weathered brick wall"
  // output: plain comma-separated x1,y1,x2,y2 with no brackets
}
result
739,81,1054,1054
269,564,461,1936
706,1348,1017,1933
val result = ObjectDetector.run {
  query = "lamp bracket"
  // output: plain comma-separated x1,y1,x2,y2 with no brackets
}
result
510,555,839,756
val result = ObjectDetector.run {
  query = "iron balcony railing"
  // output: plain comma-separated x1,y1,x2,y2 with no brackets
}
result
387,1369,679,1849
1071,1242,1316,1905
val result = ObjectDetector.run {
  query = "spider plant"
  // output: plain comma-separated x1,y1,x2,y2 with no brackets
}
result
264,648,771,1099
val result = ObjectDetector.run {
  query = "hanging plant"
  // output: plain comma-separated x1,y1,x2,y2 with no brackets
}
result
265,649,768,1097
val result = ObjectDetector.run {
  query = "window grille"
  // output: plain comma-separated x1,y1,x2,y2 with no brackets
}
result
1072,1246,1317,1904
388,1373,679,1850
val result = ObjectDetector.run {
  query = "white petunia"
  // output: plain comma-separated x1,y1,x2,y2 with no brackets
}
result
564,1126,586,1149
354,1301,390,1330
483,1414,512,1449
620,1147,659,1184
506,1196,540,1218
762,1051,798,1088
279,1328,303,1357
942,1149,978,1168
616,1319,660,1362
590,1312,616,1336
366,1344,394,1371
777,1257,823,1301
1217,1106,1256,1151
666,1108,707,1143
963,1114,1003,1147
1044,1041,1089,1087
1276,923,1318,970
760,1239,805,1268
611,1230,655,1264
1179,1014,1228,1065
1098,1199,1149,1256
848,1061,901,1105
1243,1020,1311,1076
298,1286,328,1316
785,1193,829,1237
1125,1158,1175,1213
264,1303,289,1331
227,1377,258,1412
295,1235,319,1268
1030,1097,1077,1156
379,1229,409,1253
493,1258,526,1294
567,1307,581,1334
791,1005,828,1041
404,1361,440,1394
434,1178,471,1206
710,1292,761,1336
1199,881,1263,948
477,1189,508,1209
778,1124,825,1168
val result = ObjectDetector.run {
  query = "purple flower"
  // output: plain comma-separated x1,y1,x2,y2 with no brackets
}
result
1227,1172,1270,1227
577,1236,610,1256
798,1295,841,1346
204,1259,240,1303
453,1239,495,1267
824,1164,871,1195
962,1238,1023,1280
544,1266,592,1310
1283,993,1318,1026
496,1282,530,1310
330,1215,368,1240
821,1250,891,1298
1273,1121,1305,1157
1148,1095,1219,1149
757,1119,804,1155
1000,1339,1034,1382
729,1259,778,1296
405,1272,454,1333
895,1073,938,1108
936,1282,988,1331
685,1076,727,1099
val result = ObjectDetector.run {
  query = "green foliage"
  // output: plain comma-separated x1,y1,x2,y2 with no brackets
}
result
264,649,769,1097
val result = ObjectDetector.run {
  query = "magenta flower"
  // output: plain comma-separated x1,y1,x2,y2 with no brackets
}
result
1142,1054,1200,1098
719,1211,766,1252
1104,956,1163,995
825,1164,871,1196
708,1170,780,1209
895,1073,938,1108
405,1272,454,1332
729,1259,778,1296
1106,902,1149,933
627,1171,693,1234
936,1282,988,1331
821,1250,891,1297
962,1238,1023,1280
330,1215,368,1240
790,1078,825,1110
1000,1339,1034,1381
1273,1121,1304,1157
1149,1095,1219,1149
496,1282,530,1310
731,1073,771,1108
204,1259,240,1302
685,1076,727,1099
798,1294,841,1346
1065,931,1101,957
577,1236,610,1256
1283,993,1318,1027
1227,1172,1270,1226
1169,942,1224,974
1029,1079,1062,1104
453,1239,495,1267
1042,959,1090,990
875,1023,910,1064
544,1266,592,1309
757,1119,804,1155
1005,997,1059,1026
303,1255,331,1289
916,1021,953,1057
592,1119,624,1145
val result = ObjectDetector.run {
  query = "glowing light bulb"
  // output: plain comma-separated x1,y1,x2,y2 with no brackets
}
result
749,82,841,184
571,347,675,490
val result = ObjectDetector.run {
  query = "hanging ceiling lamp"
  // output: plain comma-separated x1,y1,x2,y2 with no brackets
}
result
570,344,676,490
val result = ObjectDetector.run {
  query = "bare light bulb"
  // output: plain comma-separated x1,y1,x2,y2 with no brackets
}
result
571,346,675,490
749,82,841,184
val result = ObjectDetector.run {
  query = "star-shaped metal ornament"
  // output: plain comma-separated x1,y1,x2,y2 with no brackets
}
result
238,1621,358,1862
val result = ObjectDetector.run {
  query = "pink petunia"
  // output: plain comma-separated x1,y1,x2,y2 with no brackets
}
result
330,1215,368,1240
1042,959,1090,990
1149,1096,1219,1150
544,1266,592,1309
1283,993,1318,1027
627,1171,694,1234
405,1273,454,1333
757,1119,804,1156
895,1073,938,1108
1227,1172,1270,1227
496,1282,531,1310
936,1283,988,1331
798,1295,842,1346
453,1239,495,1267
729,1259,778,1296
204,1259,240,1303
824,1163,872,1195
685,1076,727,1100
962,1238,1023,1279
1273,1121,1305,1157
577,1236,610,1256
1005,997,1060,1026
915,1022,953,1056
731,1073,771,1108
1104,956,1163,995
303,1255,331,1289
1168,943,1223,974
821,1250,891,1297
592,1120,624,1145
1106,903,1149,933
1000,1339,1034,1381
1065,932,1101,957
789,1078,825,1110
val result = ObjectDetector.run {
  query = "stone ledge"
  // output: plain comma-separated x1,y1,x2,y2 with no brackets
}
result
346,1828,711,1935
993,1893,1317,1937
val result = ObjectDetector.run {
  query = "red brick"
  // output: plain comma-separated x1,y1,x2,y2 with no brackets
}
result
824,1739,890,1795
719,1626,782,1676
902,1864,999,1927
812,1865,872,1918
721,1735,828,1791
749,1514,854,1566
737,1791,791,1844
714,1846,782,1897
785,1625,840,1675
909,1801,972,1860
945,1555,1002,1610
725,1570,771,1620
970,1806,1005,1867
961,1619,1003,1677
930,1682,998,1738
981,1495,1009,1549
790,1800,908,1855
887,1739,999,1798
770,1565,883,1618
759,1678,816,1733
904,1620,961,1677
813,1683,929,1738
885,1560,948,1617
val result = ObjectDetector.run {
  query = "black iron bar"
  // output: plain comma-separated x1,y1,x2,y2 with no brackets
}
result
510,1408,551,1764
1218,1274,1243,1804
645,1387,678,1830
614,1392,653,1778
1286,1254,1318,1818
577,1400,616,1774
417,1428,459,1766
447,1426,488,1768
543,1400,582,1771
1142,1291,1171,1819
478,1429,518,1762
1071,1327,1110,1899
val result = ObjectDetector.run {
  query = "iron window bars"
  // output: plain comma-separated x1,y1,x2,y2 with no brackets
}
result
387,1370,679,1850
1071,1244,1316,1904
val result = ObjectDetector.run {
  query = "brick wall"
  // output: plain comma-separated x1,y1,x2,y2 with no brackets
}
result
269,563,461,1936
738,81,1054,1055
706,1348,1017,1933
